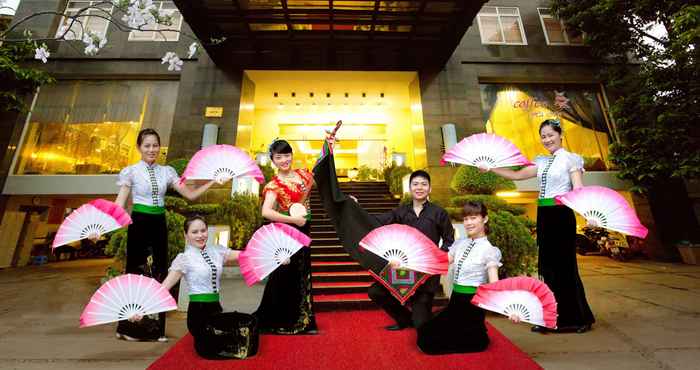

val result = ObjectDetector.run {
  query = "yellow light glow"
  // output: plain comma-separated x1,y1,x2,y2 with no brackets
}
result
277,111,389,124
496,191,521,198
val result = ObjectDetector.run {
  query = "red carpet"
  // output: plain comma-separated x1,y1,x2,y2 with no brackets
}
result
149,310,541,370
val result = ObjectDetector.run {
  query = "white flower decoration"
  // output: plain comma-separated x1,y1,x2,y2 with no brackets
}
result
81,31,107,56
34,46,50,63
161,51,183,71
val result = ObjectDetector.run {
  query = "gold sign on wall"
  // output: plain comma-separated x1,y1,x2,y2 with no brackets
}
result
205,107,224,117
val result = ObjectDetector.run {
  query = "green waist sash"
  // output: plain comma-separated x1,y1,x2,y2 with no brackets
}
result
453,284,477,294
537,198,560,207
189,293,220,302
132,203,166,215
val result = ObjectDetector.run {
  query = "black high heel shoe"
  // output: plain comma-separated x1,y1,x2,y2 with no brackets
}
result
575,324,592,333
530,325,548,333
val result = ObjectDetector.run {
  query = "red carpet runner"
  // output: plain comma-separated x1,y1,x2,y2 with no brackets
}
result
149,310,541,370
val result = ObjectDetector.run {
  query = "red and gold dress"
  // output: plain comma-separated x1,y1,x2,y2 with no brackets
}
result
261,169,313,219
253,168,317,334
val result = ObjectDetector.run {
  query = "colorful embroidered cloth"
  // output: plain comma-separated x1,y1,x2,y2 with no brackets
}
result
370,265,430,305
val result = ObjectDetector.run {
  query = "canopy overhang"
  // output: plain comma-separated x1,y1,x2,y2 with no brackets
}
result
174,0,487,71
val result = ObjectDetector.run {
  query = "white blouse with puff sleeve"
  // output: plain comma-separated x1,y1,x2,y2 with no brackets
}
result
449,237,502,287
534,148,584,199
117,161,179,207
169,244,232,295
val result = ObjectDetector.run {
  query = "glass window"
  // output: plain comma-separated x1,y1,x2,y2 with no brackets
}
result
479,84,615,170
128,1,183,41
538,8,584,46
476,6,527,45
15,80,179,175
55,1,113,39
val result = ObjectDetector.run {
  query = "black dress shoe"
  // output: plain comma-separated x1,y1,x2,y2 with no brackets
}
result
530,325,548,333
575,324,592,333
385,324,408,331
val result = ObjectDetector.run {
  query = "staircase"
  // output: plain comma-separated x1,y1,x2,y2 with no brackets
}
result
310,181,399,311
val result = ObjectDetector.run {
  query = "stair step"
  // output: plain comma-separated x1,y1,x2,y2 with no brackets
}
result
312,281,373,295
311,253,354,262
312,261,364,272
310,245,345,254
312,271,373,283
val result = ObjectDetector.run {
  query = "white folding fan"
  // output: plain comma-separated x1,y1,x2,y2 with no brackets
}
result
181,144,264,184
471,276,558,329
359,224,448,275
79,274,177,328
52,199,132,249
556,185,648,238
238,223,312,286
441,133,532,169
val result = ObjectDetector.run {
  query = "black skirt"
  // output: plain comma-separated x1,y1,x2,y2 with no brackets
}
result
537,205,595,328
253,222,317,334
417,292,489,355
118,210,169,339
187,301,259,360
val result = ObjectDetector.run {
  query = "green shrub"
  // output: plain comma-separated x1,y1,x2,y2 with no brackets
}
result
166,210,186,262
387,165,412,195
488,210,538,277
214,193,263,249
450,166,515,195
183,203,219,216
449,194,525,217
165,195,188,213
357,165,381,181
104,228,128,264
260,162,276,185
167,158,189,176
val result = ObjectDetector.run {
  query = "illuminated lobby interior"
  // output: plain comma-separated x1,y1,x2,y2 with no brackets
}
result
235,70,427,176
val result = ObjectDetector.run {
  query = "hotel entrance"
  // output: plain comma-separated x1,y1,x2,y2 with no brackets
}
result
235,71,427,178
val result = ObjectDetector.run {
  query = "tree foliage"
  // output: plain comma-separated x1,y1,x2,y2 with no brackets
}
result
551,1,700,192
450,165,516,195
0,40,54,112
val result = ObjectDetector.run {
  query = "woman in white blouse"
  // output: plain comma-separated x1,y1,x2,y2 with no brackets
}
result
113,128,227,342
132,215,258,359
486,119,595,333
417,201,508,354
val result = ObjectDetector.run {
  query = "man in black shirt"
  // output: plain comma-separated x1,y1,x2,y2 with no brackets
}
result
366,170,454,330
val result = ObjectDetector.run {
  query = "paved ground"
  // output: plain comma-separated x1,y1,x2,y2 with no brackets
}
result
0,256,698,370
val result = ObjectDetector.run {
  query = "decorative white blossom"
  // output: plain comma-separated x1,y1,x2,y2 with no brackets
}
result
34,45,50,63
82,31,107,56
120,0,176,30
161,51,183,71
187,42,198,58
57,25,78,40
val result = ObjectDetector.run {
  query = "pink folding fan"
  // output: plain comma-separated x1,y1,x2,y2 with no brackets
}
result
79,274,176,328
471,276,558,329
239,223,312,286
52,199,131,249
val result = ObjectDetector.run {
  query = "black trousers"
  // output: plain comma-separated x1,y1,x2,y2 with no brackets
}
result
118,210,168,338
368,278,436,329
537,205,595,328
188,302,259,359
417,292,489,355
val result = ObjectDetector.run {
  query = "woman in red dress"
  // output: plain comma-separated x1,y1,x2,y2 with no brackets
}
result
253,139,318,334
